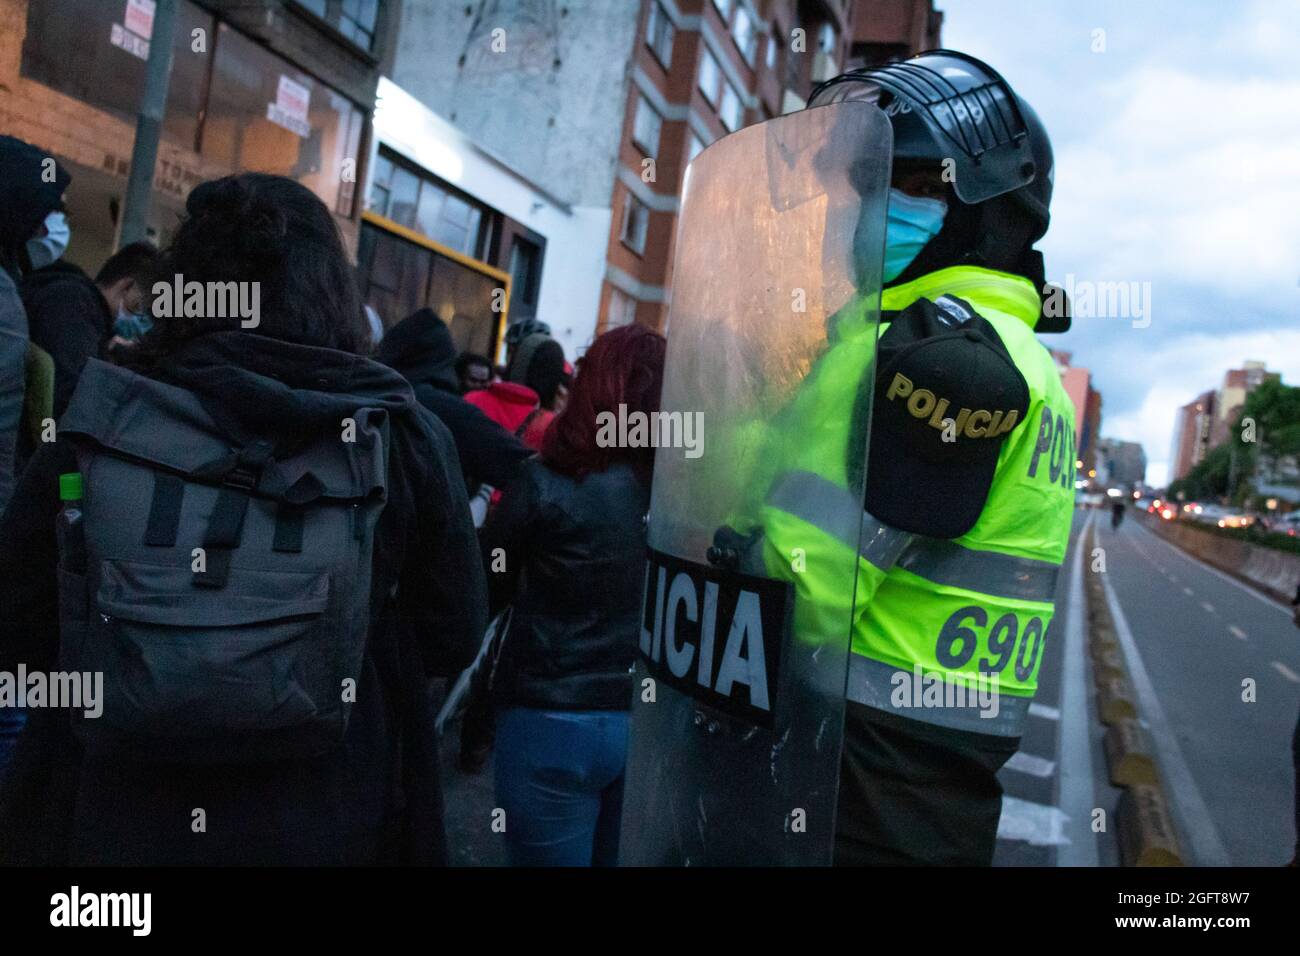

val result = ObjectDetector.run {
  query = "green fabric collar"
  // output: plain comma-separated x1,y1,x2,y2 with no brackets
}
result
880,266,1042,329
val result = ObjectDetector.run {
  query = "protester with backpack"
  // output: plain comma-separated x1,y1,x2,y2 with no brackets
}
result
0,173,486,865
481,323,666,866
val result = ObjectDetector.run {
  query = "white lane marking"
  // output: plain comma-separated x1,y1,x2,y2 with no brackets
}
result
1272,662,1300,684
998,796,1071,846
1029,702,1061,721
1132,521,1291,617
1228,625,1247,641
1200,601,1215,614
1057,510,1099,867
1182,586,1194,597
1006,751,1057,778
1098,567,1233,866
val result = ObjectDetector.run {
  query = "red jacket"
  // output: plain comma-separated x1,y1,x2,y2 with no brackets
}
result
464,382,549,450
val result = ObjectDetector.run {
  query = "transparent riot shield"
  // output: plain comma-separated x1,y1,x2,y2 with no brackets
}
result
619,102,892,865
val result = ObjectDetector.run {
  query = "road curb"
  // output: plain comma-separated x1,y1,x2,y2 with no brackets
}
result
1103,719,1157,787
1084,519,1187,867
1117,785,1185,866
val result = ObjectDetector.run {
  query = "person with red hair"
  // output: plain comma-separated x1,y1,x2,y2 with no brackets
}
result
480,323,665,866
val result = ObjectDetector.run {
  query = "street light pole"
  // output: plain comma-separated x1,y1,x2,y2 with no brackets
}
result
119,0,179,249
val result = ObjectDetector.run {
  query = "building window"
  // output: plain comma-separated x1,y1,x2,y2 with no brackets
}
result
608,288,638,329
510,237,542,311
720,84,744,131
368,150,491,258
732,6,756,66
698,49,723,107
645,1,674,69
620,191,649,255
689,133,706,162
632,96,662,158
712,0,733,22
201,23,365,216
293,0,381,52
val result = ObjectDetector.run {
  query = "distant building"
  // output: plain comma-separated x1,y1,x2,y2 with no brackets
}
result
391,0,941,343
1208,361,1279,448
1169,390,1216,483
1050,350,1100,481
1097,438,1146,489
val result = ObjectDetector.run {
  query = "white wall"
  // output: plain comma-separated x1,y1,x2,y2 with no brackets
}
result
370,77,609,360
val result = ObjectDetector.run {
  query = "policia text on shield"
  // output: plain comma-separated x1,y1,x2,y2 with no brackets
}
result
620,50,1075,866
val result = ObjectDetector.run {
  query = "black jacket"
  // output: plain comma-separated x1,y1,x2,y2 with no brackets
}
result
375,308,532,490
481,457,649,711
20,261,112,418
0,330,487,865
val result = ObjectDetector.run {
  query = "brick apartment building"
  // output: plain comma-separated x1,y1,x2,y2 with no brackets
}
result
1169,361,1279,483
393,0,941,338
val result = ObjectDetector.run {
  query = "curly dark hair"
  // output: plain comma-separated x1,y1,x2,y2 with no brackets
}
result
126,173,368,368
542,323,666,483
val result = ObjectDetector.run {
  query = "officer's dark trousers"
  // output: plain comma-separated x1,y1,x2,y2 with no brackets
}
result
834,702,1020,866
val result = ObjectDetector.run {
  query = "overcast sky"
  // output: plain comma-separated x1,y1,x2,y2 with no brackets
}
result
939,0,1300,486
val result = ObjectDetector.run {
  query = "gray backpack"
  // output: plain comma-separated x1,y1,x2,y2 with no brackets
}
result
57,360,389,764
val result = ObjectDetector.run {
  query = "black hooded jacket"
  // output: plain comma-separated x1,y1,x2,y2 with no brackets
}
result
21,260,113,418
0,330,487,864
375,308,532,490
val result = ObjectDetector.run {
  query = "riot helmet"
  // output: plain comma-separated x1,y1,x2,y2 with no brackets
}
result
811,51,1066,330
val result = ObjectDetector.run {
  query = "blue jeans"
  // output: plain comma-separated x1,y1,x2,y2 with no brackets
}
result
494,707,628,866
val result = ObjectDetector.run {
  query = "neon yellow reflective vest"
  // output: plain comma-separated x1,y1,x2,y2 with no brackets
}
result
757,265,1077,737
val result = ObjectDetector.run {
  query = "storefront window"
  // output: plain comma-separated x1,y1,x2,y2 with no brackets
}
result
22,0,214,151
23,1,364,217
201,23,364,215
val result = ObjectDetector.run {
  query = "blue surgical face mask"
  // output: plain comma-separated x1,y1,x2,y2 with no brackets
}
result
883,188,947,282
114,304,153,342
26,210,70,270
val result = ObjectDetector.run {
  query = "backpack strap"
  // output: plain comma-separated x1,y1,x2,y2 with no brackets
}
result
144,472,186,547
192,439,275,589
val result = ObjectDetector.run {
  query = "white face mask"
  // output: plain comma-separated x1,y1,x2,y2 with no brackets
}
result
26,210,70,270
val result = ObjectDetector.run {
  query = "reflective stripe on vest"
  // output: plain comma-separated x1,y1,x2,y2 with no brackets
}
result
766,469,1056,602
845,654,1032,736
766,470,912,572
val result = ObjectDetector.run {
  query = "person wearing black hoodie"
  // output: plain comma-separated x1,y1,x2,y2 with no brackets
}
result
0,135,70,514
0,173,486,865
375,307,533,492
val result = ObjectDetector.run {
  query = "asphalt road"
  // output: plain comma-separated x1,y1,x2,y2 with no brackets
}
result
1096,513,1298,866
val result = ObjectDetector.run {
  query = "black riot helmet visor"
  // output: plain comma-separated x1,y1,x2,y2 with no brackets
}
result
809,50,1052,237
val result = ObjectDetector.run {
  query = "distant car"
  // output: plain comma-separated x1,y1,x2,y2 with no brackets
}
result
1275,512,1300,537
1135,498,1154,512
1215,513,1255,529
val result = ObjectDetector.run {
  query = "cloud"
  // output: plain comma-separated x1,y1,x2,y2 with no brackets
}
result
1086,328,1300,484
941,0,1300,479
